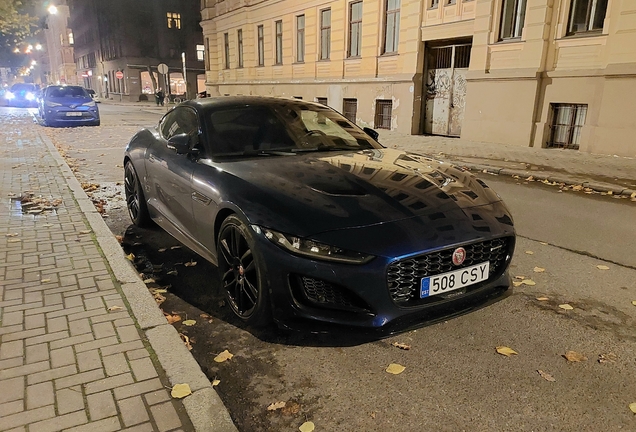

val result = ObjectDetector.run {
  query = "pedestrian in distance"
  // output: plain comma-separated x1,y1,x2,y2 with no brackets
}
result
155,89,165,106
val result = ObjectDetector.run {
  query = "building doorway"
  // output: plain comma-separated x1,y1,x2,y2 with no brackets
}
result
423,42,471,137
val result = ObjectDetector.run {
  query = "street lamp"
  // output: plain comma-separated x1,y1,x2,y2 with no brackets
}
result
35,44,42,51
48,5,58,14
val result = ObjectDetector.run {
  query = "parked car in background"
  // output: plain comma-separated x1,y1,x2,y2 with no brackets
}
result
124,96,516,331
5,83,39,107
39,85,100,127
86,88,101,103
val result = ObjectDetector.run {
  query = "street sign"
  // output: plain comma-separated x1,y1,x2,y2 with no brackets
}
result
115,71,124,79
157,63,169,74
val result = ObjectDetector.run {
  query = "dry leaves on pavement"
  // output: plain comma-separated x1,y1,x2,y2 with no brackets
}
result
212,379,220,387
184,260,197,267
525,251,534,255
533,267,545,273
41,279,51,283
179,333,193,350
165,313,181,324
385,363,406,374
632,301,636,306
559,304,574,310
214,350,234,363
267,401,286,411
521,279,536,286
563,351,587,362
143,278,156,284
5,233,18,237
596,265,610,270
536,297,549,301
299,421,315,432
392,342,411,350
598,353,617,364
107,305,123,312
629,403,636,414
537,370,556,382
182,320,196,326
125,253,135,261
170,383,192,399
496,346,518,357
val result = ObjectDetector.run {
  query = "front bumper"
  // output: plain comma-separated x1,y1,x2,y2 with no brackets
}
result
44,107,99,125
252,229,515,332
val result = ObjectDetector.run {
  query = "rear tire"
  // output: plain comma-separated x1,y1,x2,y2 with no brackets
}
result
124,161,151,227
217,215,271,326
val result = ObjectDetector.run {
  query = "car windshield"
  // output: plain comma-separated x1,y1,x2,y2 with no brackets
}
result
11,84,36,92
47,86,89,98
205,101,381,156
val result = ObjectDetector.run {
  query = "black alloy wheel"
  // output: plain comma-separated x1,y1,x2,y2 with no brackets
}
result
217,215,271,326
124,161,150,227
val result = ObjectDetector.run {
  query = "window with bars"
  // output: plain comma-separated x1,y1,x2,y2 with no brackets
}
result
224,33,230,69
316,97,328,105
375,100,392,129
383,0,400,54
275,20,283,65
257,25,264,66
237,29,243,68
343,99,357,123
548,104,587,150
348,2,363,58
567,0,608,34
454,45,471,68
297,15,305,63
320,9,331,60
500,0,527,40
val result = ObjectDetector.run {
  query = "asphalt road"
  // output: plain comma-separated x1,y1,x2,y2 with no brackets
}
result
28,104,636,431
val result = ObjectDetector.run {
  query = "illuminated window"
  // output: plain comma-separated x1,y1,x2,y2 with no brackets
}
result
68,32,74,45
196,44,204,61
167,12,181,29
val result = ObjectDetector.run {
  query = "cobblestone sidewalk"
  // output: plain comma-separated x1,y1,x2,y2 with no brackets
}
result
0,112,193,431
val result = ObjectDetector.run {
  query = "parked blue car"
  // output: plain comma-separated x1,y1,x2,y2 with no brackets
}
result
39,85,100,127
5,83,39,107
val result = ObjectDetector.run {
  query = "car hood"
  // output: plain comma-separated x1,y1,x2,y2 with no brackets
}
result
46,96,92,106
214,148,504,237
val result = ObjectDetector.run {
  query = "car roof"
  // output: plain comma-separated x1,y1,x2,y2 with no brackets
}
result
182,96,328,113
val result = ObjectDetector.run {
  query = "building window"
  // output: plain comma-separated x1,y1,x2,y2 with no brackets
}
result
68,32,74,45
567,0,608,34
204,37,210,70
275,20,283,65
257,25,265,66
316,97,328,105
196,44,205,62
431,0,439,7
167,12,181,29
348,1,363,57
375,100,392,129
224,33,230,69
237,30,244,68
343,98,357,123
296,15,305,63
320,9,331,60
548,104,587,150
499,0,527,40
383,0,400,54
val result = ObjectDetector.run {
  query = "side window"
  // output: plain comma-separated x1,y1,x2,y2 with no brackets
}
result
160,107,199,140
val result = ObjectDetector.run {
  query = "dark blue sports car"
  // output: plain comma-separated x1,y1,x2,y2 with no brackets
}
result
124,97,515,330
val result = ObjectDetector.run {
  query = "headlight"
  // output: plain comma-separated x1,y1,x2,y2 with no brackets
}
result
6,91,14,100
45,101,62,107
258,227,373,264
83,101,96,107
25,92,35,101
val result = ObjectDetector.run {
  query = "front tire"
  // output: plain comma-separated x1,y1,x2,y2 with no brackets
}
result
217,215,271,326
124,161,151,227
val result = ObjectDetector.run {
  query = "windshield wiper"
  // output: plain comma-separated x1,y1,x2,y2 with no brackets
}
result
213,149,296,158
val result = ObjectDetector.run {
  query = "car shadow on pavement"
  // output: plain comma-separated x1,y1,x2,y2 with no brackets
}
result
122,224,511,349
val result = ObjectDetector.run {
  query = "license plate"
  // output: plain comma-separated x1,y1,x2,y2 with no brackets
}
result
66,112,82,117
421,262,490,298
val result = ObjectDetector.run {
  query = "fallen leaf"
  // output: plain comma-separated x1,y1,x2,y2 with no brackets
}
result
179,333,193,350
143,278,156,284
392,342,411,350
299,421,315,432
41,279,51,283
79,230,92,235
632,301,636,306
525,251,534,255
537,370,556,382
521,279,536,286
533,267,545,273
5,233,18,237
559,304,574,310
153,293,166,305
184,260,197,267
8,239,21,243
563,351,587,362
108,305,123,311
152,288,168,294
165,314,181,324
631,192,636,199
167,270,178,276
267,401,286,411
282,401,301,415
385,363,406,374
212,379,220,387
125,253,135,261
596,265,610,270
496,346,518,357
158,248,167,252
629,403,636,414
536,297,549,301
513,281,523,287
200,313,211,318
214,350,234,363
170,245,182,250
598,353,617,364
370,411,377,419
115,235,123,244
170,383,191,399
514,275,526,280
540,242,548,245
183,320,196,326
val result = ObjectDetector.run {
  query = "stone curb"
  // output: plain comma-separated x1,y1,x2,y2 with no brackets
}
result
37,127,238,432
451,160,636,197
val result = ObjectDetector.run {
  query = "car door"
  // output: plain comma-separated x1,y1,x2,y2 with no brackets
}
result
145,106,200,238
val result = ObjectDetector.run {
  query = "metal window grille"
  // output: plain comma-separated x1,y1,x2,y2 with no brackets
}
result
320,9,331,60
257,25,264,66
568,0,608,34
316,97,328,105
348,1,363,57
430,47,452,69
343,99,357,123
223,33,230,69
499,0,527,40
297,15,305,62
275,21,283,65
383,0,400,53
375,100,392,129
548,104,587,150
454,45,471,68
237,29,243,68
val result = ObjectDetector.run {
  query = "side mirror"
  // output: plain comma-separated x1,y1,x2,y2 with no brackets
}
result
167,133,191,154
363,127,379,141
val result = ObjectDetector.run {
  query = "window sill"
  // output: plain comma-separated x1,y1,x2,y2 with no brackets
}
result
428,4,440,9
345,56,361,61
293,61,305,65
318,58,331,62
274,63,283,66
560,30,604,40
494,37,524,44
378,52,399,58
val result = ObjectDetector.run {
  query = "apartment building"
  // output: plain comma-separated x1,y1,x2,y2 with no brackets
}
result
201,0,636,156
42,1,77,86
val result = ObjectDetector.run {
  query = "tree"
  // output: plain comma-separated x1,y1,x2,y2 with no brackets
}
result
0,0,39,66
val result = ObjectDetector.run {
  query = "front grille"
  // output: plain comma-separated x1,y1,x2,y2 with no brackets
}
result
292,275,371,312
387,237,513,305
